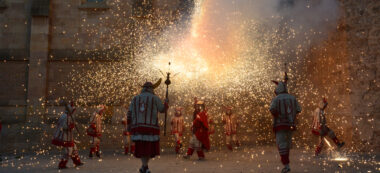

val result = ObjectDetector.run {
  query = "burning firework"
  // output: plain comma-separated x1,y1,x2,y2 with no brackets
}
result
65,0,343,148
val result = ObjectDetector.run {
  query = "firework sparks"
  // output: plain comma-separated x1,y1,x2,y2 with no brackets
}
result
323,138,349,162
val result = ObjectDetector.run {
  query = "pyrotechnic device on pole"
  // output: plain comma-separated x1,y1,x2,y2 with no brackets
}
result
164,62,172,136
284,63,289,83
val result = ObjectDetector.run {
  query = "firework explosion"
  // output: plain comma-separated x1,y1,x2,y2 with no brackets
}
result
66,0,344,148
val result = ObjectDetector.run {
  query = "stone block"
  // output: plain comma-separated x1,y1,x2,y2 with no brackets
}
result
0,106,26,123
50,36,75,49
0,61,27,105
368,1,380,16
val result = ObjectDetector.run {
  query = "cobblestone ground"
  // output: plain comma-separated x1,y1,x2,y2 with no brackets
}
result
0,146,378,173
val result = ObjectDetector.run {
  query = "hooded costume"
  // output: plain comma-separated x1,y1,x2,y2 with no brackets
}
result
87,105,105,158
184,100,210,160
269,79,301,173
127,79,168,173
222,107,240,151
171,107,185,154
312,98,344,156
51,101,83,169
127,80,168,158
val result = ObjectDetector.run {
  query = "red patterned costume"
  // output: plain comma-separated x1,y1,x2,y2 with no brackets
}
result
51,102,83,169
312,98,344,156
87,105,105,158
184,100,210,160
171,107,184,154
222,107,240,150
122,115,135,155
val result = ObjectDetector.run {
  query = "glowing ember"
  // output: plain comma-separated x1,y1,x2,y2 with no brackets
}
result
332,157,348,161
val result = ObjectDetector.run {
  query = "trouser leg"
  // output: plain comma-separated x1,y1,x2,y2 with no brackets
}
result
58,147,70,169
124,135,129,154
175,133,181,153
226,135,232,150
276,130,292,166
196,149,205,159
186,135,196,156
89,137,96,157
232,134,239,147
326,128,339,145
140,157,150,172
71,144,83,166
315,136,324,156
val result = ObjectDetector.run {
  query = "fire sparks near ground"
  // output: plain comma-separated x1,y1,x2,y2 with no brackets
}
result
323,138,349,162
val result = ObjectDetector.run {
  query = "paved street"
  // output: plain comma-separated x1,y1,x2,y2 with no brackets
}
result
0,146,378,173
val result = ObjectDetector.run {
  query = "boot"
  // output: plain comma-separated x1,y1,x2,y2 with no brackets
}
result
139,165,150,173
96,151,101,158
175,141,181,154
337,142,345,149
197,150,205,160
332,137,345,149
71,155,84,167
183,148,194,159
58,159,68,169
227,144,233,151
131,144,135,154
89,147,95,158
235,140,241,147
124,146,129,155
281,165,291,173
315,146,322,156
95,144,101,158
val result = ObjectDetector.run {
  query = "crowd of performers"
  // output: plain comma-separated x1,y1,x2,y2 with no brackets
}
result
50,73,345,173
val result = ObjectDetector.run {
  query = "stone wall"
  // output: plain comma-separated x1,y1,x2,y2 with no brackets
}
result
303,0,380,151
342,0,380,150
0,0,30,150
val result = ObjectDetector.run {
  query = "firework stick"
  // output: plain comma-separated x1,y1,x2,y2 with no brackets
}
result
164,72,171,136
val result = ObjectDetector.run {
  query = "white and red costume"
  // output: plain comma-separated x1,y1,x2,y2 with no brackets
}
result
312,98,344,156
184,100,210,160
222,107,240,150
87,105,105,158
121,115,135,154
51,102,83,169
171,107,184,154
127,81,168,173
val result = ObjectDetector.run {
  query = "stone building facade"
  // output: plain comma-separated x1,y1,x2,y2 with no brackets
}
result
0,0,379,154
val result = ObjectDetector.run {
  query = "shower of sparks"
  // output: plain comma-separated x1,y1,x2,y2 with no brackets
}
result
3,2,378,172
62,0,347,148
324,138,349,162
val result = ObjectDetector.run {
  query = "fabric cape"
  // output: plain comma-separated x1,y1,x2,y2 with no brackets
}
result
194,111,210,150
